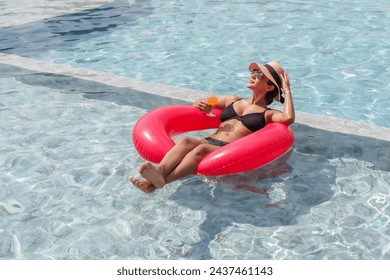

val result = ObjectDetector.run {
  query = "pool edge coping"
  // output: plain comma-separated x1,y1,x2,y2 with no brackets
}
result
1,53,389,142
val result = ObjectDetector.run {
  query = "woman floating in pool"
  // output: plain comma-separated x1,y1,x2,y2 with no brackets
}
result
130,61,295,193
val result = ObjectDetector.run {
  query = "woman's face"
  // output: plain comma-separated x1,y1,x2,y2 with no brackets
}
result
246,70,273,93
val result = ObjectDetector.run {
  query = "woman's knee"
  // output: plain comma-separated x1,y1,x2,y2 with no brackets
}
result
190,144,213,158
177,137,200,148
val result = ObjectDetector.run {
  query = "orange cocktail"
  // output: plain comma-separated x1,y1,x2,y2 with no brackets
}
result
206,97,218,116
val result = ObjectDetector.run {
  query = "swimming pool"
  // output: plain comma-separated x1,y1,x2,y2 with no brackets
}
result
2,0,389,127
0,0,389,260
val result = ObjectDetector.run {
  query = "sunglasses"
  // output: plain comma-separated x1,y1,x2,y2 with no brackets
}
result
250,70,265,80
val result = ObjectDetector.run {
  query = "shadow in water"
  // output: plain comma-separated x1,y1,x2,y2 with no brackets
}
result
1,62,389,259
0,0,153,56
167,123,389,259
0,63,189,110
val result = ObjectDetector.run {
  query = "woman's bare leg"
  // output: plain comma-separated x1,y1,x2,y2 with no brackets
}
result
141,143,219,187
158,137,207,177
130,137,204,190
164,144,219,183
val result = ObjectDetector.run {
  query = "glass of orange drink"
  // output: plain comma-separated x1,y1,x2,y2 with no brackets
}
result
206,96,218,116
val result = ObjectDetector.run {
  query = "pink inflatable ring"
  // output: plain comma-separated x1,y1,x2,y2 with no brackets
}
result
132,105,294,176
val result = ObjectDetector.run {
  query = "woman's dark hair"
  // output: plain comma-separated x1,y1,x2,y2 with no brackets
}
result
265,81,278,105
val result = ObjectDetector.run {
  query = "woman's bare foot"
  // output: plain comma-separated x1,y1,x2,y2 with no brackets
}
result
129,176,156,193
139,162,165,188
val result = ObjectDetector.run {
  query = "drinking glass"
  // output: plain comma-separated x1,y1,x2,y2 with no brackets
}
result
206,96,218,116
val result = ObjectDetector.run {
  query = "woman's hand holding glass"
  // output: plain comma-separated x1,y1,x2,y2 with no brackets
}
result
206,96,218,116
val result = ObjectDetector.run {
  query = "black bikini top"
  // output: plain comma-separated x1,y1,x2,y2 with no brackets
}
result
219,99,267,132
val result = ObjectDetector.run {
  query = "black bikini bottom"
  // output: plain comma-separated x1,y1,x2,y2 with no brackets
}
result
205,137,228,147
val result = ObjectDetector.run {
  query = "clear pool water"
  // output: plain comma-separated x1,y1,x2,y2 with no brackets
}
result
0,0,389,260
2,0,389,127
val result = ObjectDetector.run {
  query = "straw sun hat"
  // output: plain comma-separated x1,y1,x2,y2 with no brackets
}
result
248,61,286,103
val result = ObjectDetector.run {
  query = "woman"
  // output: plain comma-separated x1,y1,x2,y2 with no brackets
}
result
130,61,294,193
